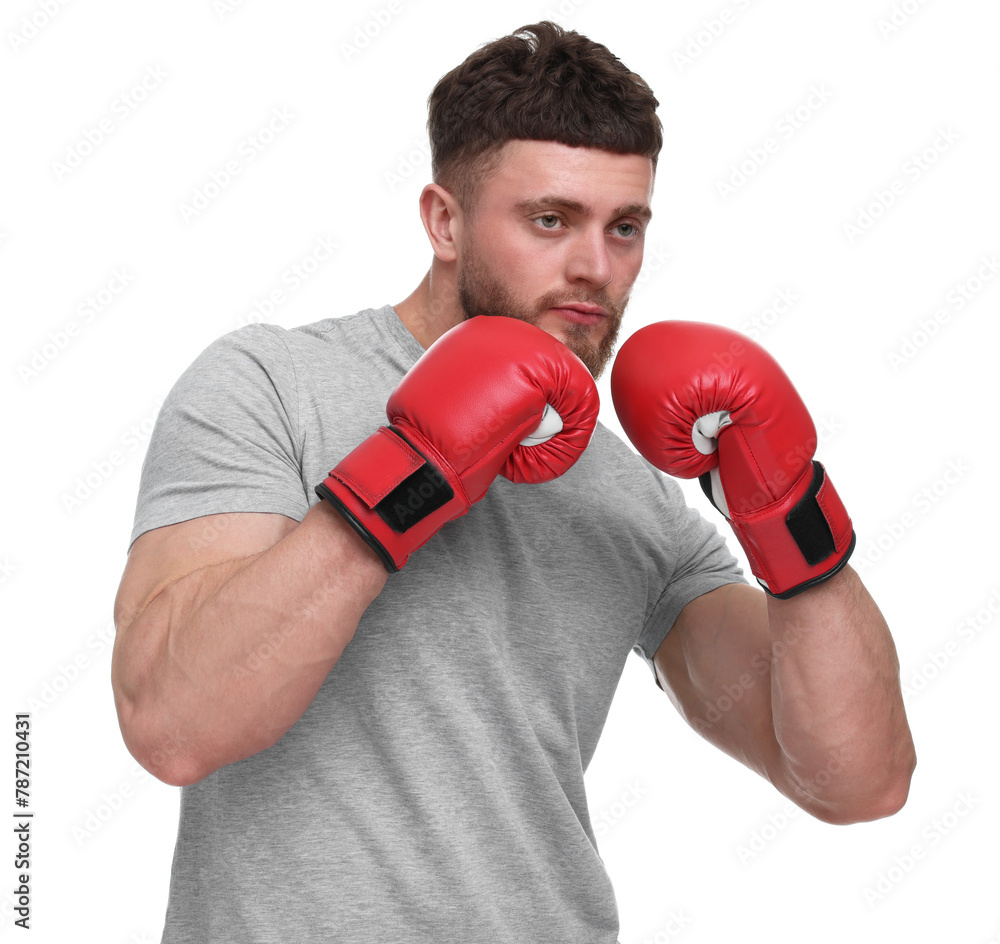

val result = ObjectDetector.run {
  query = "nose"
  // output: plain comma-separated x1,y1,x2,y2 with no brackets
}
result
565,227,613,290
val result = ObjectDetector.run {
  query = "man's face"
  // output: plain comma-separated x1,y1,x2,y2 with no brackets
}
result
455,140,654,379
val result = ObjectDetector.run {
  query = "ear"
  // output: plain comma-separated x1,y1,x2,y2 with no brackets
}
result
418,183,463,263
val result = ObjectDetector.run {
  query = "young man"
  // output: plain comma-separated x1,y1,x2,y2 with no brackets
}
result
112,22,915,943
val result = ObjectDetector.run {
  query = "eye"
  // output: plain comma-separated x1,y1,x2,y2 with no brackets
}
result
615,222,640,238
535,214,561,229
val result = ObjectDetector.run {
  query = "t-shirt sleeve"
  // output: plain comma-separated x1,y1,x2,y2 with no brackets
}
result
633,469,748,680
129,324,309,549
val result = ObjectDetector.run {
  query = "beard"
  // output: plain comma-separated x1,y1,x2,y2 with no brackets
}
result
456,247,628,380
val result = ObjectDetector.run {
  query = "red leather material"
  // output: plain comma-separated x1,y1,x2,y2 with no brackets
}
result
387,316,600,499
727,461,853,596
319,316,599,571
328,426,425,509
611,320,854,596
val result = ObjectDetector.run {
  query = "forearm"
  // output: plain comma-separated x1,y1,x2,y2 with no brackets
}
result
113,502,388,785
766,565,916,822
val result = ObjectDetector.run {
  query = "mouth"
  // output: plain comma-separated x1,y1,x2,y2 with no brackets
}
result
548,304,608,326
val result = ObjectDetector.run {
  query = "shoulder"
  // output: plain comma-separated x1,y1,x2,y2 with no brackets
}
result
179,306,388,385
183,321,294,373
286,305,399,348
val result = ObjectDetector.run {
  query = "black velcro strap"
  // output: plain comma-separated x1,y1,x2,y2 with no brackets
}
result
785,461,836,565
699,471,722,514
373,428,454,533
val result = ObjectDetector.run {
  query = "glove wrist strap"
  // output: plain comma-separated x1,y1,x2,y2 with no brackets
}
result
315,426,467,573
723,461,856,598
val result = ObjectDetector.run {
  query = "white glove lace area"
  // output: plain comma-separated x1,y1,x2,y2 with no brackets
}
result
693,410,733,518
691,410,732,454
519,403,564,446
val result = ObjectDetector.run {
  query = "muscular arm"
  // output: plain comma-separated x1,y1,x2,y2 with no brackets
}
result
654,565,916,825
111,503,388,786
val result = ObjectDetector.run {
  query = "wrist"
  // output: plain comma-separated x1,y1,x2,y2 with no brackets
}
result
727,461,856,598
315,425,470,572
304,500,390,600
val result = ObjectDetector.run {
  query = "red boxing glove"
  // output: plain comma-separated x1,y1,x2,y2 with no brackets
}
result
317,316,599,572
610,320,855,598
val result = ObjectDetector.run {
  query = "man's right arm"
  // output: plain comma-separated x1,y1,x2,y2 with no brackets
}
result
113,314,601,787
111,502,388,787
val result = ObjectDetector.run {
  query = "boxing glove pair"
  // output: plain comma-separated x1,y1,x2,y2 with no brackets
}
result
316,315,854,597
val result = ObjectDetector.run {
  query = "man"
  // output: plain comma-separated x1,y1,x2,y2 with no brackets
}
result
112,21,915,943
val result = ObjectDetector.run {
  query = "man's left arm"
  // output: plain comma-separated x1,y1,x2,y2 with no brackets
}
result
611,319,916,824
654,567,916,825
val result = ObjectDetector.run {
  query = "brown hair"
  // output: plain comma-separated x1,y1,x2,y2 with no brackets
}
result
428,21,661,209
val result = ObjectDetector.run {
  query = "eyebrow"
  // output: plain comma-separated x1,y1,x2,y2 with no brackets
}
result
516,196,653,223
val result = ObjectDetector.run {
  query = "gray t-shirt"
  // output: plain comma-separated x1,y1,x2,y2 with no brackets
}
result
130,305,745,944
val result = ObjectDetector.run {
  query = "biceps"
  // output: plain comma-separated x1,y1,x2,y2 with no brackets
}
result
654,583,779,773
114,512,299,632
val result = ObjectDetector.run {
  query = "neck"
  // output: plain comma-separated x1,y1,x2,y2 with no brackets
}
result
394,261,464,350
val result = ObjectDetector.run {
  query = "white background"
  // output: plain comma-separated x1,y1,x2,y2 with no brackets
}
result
2,1,999,941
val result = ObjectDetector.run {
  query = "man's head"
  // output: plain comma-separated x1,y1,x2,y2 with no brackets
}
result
428,21,661,212
420,22,662,379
